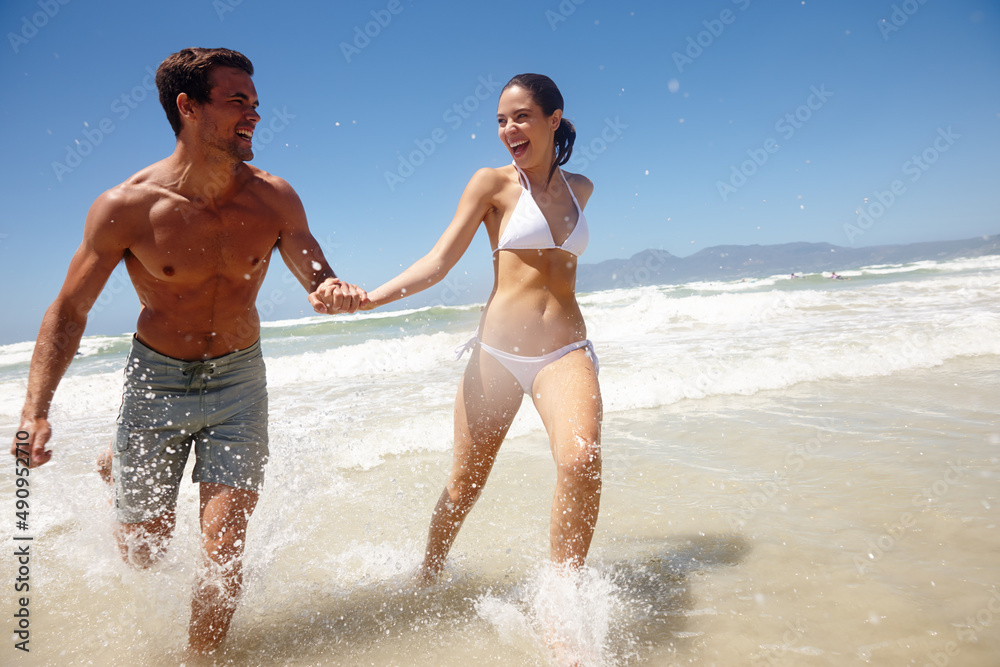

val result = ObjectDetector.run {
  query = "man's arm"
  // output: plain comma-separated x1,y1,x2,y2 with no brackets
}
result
13,191,131,467
268,177,366,313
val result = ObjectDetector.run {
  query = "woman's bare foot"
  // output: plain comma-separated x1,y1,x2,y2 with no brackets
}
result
412,562,441,588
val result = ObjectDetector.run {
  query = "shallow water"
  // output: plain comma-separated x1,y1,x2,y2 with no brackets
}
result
2,258,999,665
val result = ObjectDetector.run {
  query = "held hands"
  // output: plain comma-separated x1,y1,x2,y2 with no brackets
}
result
309,278,370,314
12,417,53,469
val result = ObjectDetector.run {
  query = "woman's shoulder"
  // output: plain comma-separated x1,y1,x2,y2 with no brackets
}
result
561,169,593,191
463,164,518,197
469,164,517,186
560,169,594,205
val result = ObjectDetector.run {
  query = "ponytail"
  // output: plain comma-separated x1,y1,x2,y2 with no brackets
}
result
549,117,576,186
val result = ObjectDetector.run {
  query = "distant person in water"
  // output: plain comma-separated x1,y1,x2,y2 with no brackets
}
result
11,47,364,655
314,73,602,584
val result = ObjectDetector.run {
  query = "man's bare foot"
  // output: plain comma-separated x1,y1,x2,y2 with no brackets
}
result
97,446,113,486
181,645,218,665
546,633,582,667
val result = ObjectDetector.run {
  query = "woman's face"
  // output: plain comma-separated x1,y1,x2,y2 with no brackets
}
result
496,85,561,165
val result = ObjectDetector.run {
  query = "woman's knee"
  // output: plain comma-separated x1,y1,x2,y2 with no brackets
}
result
445,472,487,509
557,437,602,487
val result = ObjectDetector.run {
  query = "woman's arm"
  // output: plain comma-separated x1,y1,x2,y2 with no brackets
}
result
362,168,500,309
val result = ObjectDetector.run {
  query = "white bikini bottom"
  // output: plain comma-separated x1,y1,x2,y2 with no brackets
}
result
456,336,599,393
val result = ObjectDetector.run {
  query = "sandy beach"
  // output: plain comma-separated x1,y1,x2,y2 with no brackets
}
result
2,258,998,665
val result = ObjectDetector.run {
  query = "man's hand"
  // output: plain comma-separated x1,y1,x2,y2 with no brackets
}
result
12,417,53,468
309,278,368,314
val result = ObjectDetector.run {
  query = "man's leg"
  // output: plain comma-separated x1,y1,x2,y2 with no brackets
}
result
114,511,177,568
186,339,268,652
99,444,179,568
189,482,258,655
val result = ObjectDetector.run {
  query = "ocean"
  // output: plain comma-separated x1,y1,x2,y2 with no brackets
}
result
2,256,999,666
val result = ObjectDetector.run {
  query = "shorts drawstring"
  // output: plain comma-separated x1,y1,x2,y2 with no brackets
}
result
182,361,216,410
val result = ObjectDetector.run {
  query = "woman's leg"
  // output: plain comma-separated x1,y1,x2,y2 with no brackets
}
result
531,348,603,571
418,345,524,582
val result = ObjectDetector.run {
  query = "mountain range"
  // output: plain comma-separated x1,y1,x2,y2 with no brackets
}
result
577,234,1000,292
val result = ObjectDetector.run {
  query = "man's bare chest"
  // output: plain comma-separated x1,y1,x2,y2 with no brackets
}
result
129,199,279,283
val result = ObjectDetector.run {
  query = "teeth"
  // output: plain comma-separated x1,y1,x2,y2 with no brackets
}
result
509,139,527,148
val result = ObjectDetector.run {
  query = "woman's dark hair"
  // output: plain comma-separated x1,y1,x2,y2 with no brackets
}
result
502,73,576,186
155,47,254,137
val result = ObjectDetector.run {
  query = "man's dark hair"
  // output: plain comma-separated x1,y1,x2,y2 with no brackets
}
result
155,48,254,136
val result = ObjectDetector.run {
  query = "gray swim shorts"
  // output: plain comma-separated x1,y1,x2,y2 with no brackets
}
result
111,336,269,523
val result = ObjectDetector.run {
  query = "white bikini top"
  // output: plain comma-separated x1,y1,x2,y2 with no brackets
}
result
494,162,589,257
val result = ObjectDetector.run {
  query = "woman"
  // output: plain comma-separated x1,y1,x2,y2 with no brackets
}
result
346,74,602,582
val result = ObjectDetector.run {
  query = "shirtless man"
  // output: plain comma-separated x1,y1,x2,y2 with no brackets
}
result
10,48,363,654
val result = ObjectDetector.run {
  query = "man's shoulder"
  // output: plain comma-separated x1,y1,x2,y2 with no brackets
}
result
99,160,172,210
239,165,307,222
241,164,298,201
77,165,167,243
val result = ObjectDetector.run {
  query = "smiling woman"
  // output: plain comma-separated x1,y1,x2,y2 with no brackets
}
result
320,75,602,632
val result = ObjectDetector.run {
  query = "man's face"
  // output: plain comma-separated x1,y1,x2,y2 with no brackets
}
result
195,66,260,163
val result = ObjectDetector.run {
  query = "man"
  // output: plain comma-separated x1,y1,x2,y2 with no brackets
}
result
10,47,362,654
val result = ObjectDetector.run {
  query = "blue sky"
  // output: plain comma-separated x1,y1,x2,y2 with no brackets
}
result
1,0,997,344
